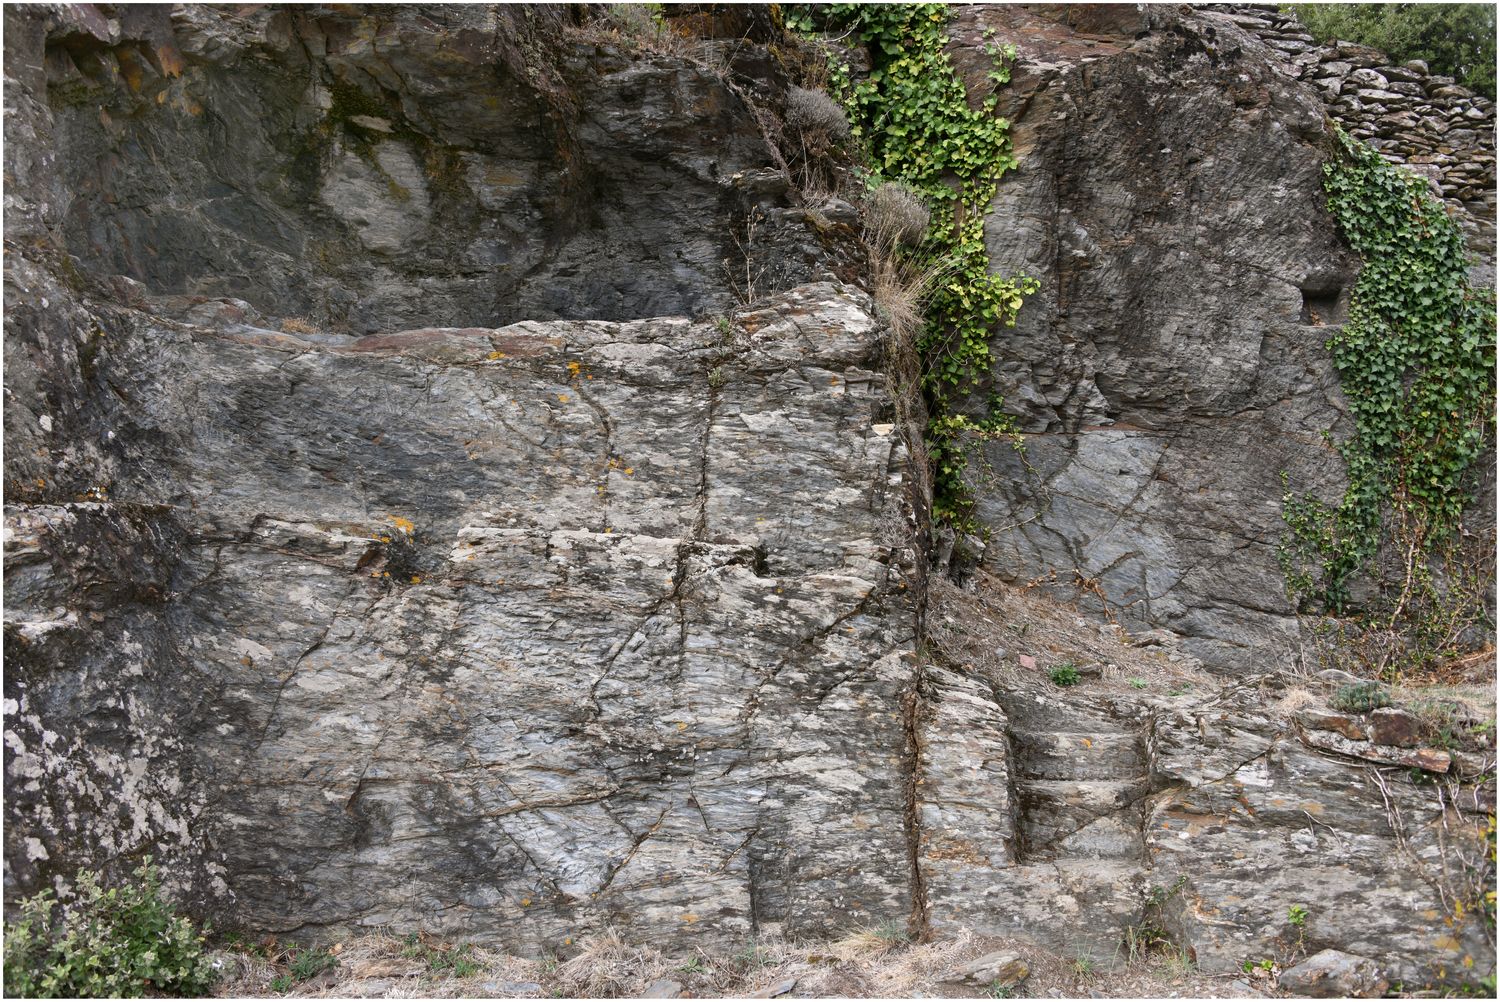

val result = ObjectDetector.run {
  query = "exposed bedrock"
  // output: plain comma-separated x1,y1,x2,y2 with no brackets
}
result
952,5,1367,673
2,1,1494,992
5,2,910,948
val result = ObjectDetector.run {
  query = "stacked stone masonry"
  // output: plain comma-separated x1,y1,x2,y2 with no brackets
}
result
1203,4,1497,282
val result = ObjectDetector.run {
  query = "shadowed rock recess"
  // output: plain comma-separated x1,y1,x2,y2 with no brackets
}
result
3,1,1495,992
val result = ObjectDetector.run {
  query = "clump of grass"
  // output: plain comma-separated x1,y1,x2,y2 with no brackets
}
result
786,86,850,147
868,182,930,248
280,316,320,335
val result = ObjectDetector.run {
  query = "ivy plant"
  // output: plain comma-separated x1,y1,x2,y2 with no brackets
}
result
1281,128,1495,615
787,3,1038,526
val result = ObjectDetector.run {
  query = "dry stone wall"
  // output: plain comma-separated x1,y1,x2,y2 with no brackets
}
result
1202,4,1497,283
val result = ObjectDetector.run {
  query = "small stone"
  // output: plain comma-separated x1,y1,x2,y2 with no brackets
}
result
748,976,797,998
1279,949,1388,998
1314,668,1364,686
1019,654,1038,670
1366,707,1423,747
643,978,685,998
942,951,1030,987
482,981,543,996
1297,708,1367,741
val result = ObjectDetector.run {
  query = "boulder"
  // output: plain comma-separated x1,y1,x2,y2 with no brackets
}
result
1279,949,1389,998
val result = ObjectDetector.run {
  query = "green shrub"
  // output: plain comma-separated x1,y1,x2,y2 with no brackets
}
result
1331,681,1392,713
1049,664,1080,687
1289,3,1496,99
3,858,214,999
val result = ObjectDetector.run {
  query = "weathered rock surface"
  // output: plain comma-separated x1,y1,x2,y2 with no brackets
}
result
3,1,1495,993
954,5,1362,673
5,2,911,949
1279,948,1390,998
1201,4,1496,286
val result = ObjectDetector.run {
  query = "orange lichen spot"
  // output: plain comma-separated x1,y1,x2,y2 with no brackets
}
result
603,527,613,534
675,722,688,732
567,360,582,378
679,913,698,924
410,575,422,584
557,393,569,403
521,897,532,907
1082,738,1093,748
389,516,415,535
487,351,507,360
830,377,839,385
380,535,392,543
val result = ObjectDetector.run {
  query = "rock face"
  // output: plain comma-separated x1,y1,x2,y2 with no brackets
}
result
5,3,913,948
30,4,820,334
915,579,1496,987
949,4,1361,672
3,1,1494,994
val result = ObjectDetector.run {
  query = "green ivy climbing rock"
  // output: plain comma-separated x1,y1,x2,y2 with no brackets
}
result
786,3,1038,526
1281,128,1496,613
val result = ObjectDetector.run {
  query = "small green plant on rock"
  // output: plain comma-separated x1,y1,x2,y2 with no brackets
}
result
1049,663,1080,687
2,857,214,999
1331,681,1391,714
269,973,294,993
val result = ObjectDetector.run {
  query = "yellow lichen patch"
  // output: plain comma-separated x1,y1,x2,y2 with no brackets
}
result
557,393,569,403
623,467,634,476
487,351,507,360
1433,934,1462,951
521,897,532,907
567,360,582,378
1082,738,1092,748
675,722,688,732
388,516,415,535
410,576,422,584
679,913,699,924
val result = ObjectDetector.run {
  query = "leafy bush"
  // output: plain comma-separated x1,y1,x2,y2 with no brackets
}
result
1049,664,1080,687
3,858,214,999
1290,3,1496,99
1331,681,1392,713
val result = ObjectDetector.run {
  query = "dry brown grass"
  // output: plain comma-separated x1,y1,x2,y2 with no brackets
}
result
925,570,1219,702
280,316,320,336
212,925,1271,999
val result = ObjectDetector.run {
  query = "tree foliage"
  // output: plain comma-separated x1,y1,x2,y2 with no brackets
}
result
1290,3,1496,99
